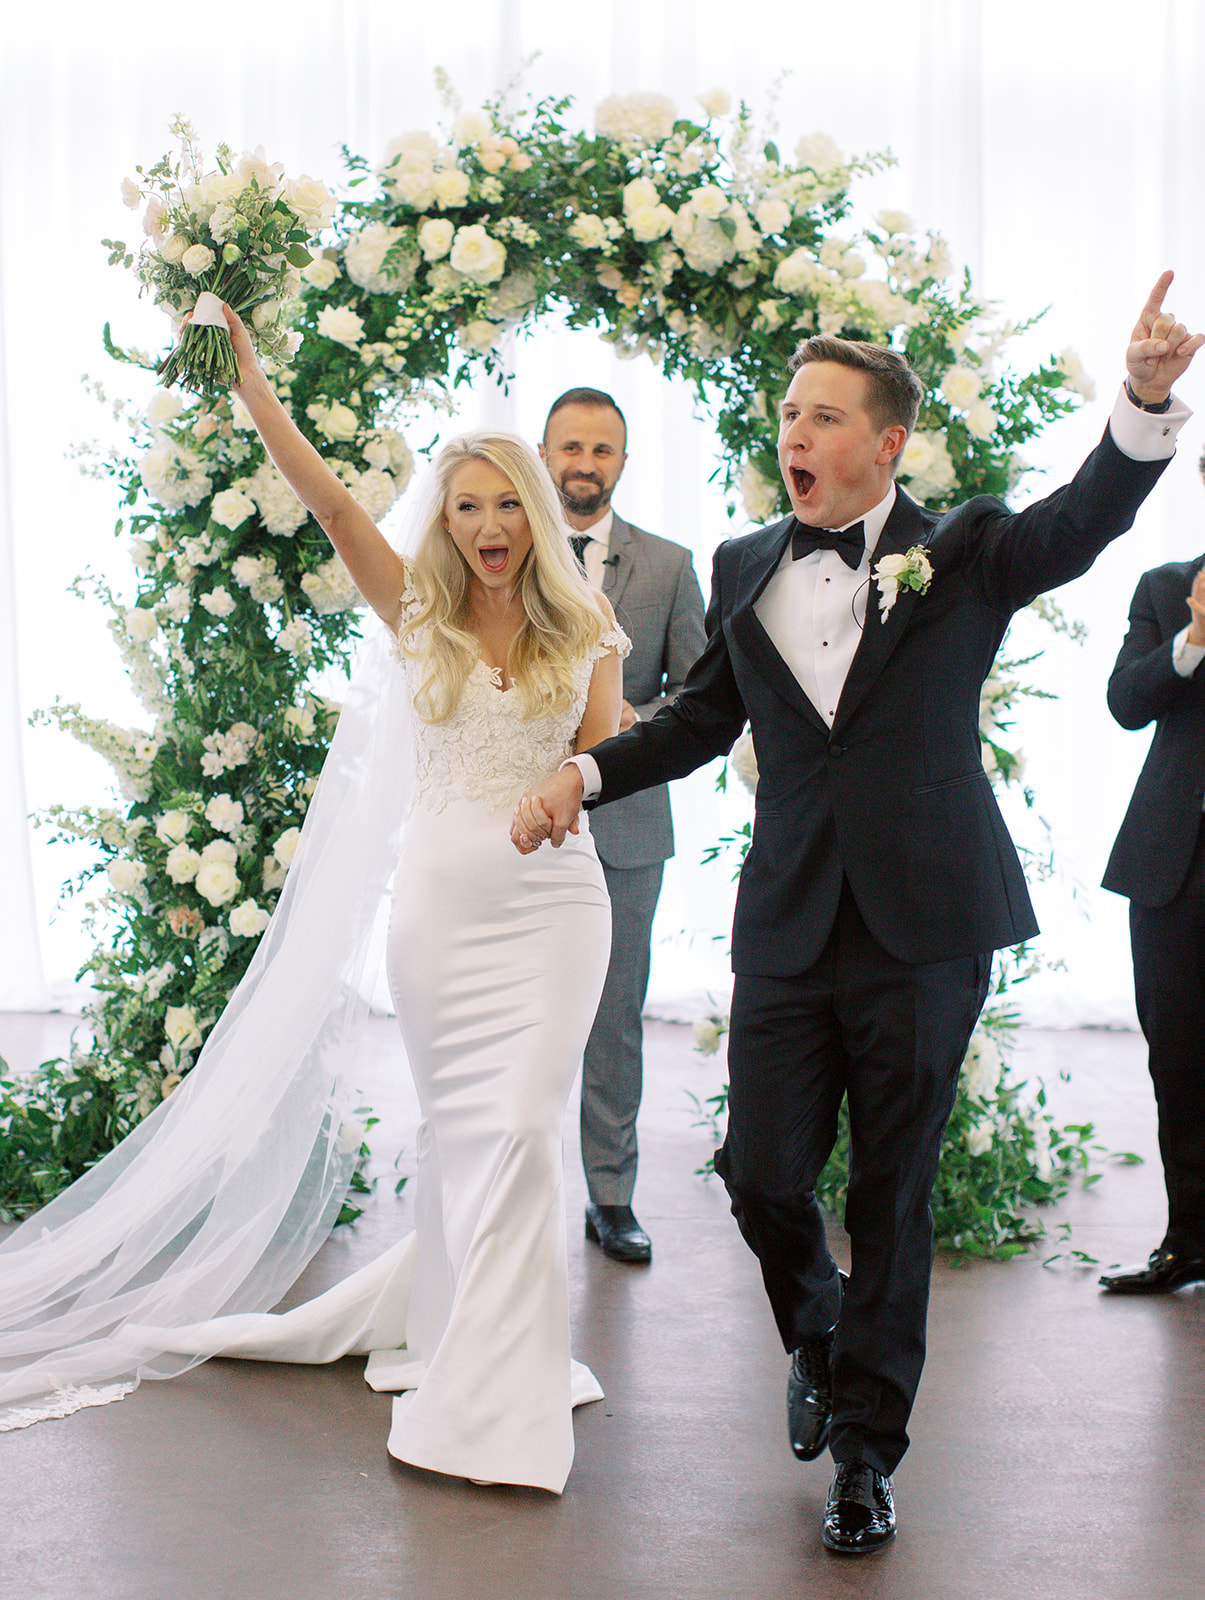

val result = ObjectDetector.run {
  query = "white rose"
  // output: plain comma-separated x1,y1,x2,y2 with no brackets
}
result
302,257,340,290
433,168,472,208
449,224,507,282
229,898,272,938
125,606,159,642
210,487,257,530
165,843,202,883
199,838,238,866
273,826,301,867
419,218,455,261
205,793,245,833
740,460,782,525
316,305,366,347
454,110,492,145
181,243,217,277
628,205,673,243
690,187,728,221
622,178,661,215
283,704,316,739
155,810,192,844
195,858,241,907
755,199,792,235
696,87,731,118
794,132,846,176
107,858,147,894
965,399,998,441
568,214,608,250
200,587,236,618
146,389,184,427
940,365,982,409
159,233,189,266
875,209,914,235
164,1005,203,1052
306,400,360,442
284,174,336,229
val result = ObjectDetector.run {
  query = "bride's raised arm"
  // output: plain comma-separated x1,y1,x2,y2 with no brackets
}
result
221,303,407,628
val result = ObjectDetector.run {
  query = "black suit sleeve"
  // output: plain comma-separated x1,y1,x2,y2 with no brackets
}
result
590,543,748,807
1107,571,1196,730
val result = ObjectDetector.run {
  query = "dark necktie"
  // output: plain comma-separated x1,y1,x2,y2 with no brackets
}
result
568,534,591,566
790,519,865,570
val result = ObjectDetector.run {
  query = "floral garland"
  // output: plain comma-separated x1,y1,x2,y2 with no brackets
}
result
2,82,1096,1229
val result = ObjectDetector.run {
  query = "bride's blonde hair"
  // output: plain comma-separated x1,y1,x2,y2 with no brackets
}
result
397,431,608,723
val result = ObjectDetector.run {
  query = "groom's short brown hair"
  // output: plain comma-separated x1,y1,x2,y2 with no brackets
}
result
788,336,924,437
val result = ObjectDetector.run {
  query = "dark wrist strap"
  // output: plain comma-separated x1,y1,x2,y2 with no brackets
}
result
1125,378,1173,414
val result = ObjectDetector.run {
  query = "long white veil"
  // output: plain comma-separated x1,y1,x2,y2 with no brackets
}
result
0,619,413,1429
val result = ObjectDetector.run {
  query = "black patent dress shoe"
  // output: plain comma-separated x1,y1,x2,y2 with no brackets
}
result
787,1331,835,1460
821,1462,896,1554
1099,1245,1205,1294
585,1203,652,1263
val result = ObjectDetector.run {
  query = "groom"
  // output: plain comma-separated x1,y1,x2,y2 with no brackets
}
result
513,274,1200,1553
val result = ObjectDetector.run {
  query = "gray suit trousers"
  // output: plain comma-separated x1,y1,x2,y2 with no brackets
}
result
580,858,665,1204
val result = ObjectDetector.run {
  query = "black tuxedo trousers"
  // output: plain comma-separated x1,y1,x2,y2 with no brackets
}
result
588,428,1169,1471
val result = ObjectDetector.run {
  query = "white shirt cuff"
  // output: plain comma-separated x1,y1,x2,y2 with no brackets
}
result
562,753,601,800
1108,383,1191,460
1173,625,1205,677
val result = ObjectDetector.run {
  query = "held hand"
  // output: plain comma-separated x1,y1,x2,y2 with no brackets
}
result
1187,568,1205,648
510,767,585,853
1126,270,1204,402
219,302,264,393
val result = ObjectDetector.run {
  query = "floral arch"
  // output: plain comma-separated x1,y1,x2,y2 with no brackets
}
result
2,84,1097,1248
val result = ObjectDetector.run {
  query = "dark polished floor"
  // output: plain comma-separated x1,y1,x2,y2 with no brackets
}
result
1,1014,1202,1600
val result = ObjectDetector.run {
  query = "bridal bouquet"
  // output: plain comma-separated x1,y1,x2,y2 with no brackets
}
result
109,119,336,395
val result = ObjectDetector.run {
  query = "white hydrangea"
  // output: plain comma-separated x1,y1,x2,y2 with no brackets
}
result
301,554,362,614
344,223,417,295
594,92,677,146
316,305,366,347
248,460,309,535
200,587,236,618
139,440,213,510
670,209,737,276
277,617,313,657
205,793,245,833
772,248,820,297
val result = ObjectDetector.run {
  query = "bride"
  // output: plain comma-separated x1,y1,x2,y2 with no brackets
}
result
0,306,628,1494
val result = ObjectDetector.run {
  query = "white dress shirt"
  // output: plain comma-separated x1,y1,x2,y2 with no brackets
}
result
569,386,1191,801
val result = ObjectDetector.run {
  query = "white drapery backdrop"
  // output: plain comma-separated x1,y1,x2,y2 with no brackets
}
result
3,0,1204,1025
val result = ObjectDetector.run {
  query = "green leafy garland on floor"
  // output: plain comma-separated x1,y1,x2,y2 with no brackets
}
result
1,79,1094,1229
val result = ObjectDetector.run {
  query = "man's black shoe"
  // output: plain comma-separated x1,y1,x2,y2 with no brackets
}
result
585,1203,652,1263
787,1331,835,1460
1099,1244,1205,1294
821,1462,896,1554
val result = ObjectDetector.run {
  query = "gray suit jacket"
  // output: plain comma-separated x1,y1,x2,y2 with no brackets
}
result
589,513,706,869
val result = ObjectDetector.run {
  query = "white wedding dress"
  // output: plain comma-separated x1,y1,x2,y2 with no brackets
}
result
0,574,626,1496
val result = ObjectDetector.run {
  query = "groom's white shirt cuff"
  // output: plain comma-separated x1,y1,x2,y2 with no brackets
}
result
1110,383,1191,458
562,753,601,800
567,387,1190,806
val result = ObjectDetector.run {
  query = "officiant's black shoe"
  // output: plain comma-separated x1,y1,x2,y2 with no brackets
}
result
821,1462,896,1554
1099,1244,1205,1294
585,1203,652,1263
787,1330,835,1460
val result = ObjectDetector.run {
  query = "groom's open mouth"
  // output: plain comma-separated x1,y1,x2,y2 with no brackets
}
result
791,466,816,499
479,545,510,572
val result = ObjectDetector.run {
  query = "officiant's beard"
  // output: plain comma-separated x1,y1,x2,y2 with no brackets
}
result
556,472,610,519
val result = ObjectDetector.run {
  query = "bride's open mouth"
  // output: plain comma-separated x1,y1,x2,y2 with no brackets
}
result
479,546,510,572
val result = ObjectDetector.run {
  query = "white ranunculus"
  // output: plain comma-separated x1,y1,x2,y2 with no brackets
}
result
229,898,272,938
125,606,159,642
696,87,731,118
419,217,455,261
210,487,257,530
165,1005,204,1052
181,243,216,277
145,389,184,427
165,843,202,883
568,214,607,250
205,793,245,833
107,858,147,894
449,224,507,282
284,174,336,229
155,810,191,845
200,587,236,618
302,257,339,290
159,232,189,265
316,305,366,347
940,364,982,409
273,826,301,867
195,858,240,907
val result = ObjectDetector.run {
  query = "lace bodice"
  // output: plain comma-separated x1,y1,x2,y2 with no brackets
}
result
390,572,630,814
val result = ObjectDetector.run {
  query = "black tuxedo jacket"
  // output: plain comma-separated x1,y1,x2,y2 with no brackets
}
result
1102,554,1205,908
589,428,1168,974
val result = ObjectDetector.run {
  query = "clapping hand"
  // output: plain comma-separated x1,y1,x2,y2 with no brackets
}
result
1126,271,1203,403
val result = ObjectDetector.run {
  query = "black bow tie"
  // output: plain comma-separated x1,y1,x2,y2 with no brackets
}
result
568,534,591,565
790,520,865,570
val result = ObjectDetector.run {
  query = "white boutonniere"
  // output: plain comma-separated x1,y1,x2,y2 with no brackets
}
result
873,544,933,618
